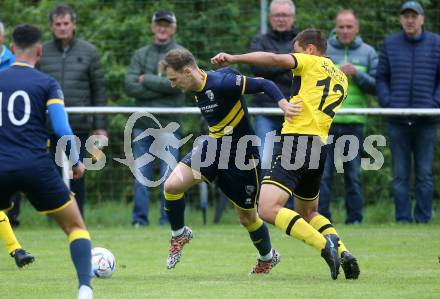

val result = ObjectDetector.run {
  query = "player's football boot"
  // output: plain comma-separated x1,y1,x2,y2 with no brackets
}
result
250,249,281,274
321,234,340,280
341,251,360,279
11,248,35,268
166,226,193,269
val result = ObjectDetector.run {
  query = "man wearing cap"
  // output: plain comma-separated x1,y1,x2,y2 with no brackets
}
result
376,1,440,223
125,10,184,227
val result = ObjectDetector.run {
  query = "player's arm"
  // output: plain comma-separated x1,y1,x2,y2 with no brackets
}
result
46,77,84,178
244,77,302,122
211,52,296,69
47,100,83,178
249,35,289,78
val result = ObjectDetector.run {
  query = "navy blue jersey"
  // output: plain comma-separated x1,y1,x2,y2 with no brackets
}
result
193,68,255,140
0,63,64,170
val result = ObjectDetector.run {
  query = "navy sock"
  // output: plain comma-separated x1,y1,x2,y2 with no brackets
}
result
70,238,92,287
165,197,186,231
248,222,272,257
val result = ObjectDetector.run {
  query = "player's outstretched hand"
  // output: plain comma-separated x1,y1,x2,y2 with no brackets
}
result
279,99,303,123
211,52,235,67
72,162,85,180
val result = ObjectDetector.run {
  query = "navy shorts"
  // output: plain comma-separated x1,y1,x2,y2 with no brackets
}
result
181,139,260,210
262,134,327,201
0,155,71,213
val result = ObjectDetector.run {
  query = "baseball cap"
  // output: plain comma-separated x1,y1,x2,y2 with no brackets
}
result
152,10,176,23
400,1,424,15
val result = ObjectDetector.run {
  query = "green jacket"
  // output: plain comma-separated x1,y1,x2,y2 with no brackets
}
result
38,38,107,133
125,40,184,129
327,33,378,124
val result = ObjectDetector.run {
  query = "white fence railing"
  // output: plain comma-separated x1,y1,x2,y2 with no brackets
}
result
65,107,440,116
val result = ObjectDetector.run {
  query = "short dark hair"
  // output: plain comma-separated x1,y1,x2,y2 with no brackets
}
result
161,48,197,72
12,24,42,49
49,4,77,23
293,28,327,54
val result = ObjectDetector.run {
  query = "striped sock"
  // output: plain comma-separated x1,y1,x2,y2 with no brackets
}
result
274,208,326,251
309,214,348,256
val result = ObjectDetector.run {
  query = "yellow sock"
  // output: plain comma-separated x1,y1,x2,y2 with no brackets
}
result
0,211,21,255
274,208,326,251
309,214,348,256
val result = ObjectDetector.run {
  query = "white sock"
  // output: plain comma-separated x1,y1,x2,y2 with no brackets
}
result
259,249,273,261
171,227,185,237
78,285,93,299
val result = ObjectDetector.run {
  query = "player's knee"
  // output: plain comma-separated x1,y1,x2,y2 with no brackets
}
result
238,211,257,227
60,222,87,236
296,207,318,222
164,178,178,195
49,202,86,235
257,203,272,223
239,216,250,227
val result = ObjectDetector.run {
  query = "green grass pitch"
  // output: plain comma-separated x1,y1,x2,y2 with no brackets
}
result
1,224,440,299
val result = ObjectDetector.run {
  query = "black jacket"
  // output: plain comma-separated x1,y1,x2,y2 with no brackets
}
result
38,37,107,132
249,27,297,107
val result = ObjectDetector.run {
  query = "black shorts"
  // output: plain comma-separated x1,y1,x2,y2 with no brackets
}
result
0,155,71,213
181,139,260,210
262,134,327,201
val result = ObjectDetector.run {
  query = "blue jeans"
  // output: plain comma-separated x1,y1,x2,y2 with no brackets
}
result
388,122,437,223
132,128,180,225
319,124,364,224
254,115,293,209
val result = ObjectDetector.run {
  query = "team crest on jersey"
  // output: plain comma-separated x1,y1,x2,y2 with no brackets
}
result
245,185,255,196
236,75,242,86
205,90,214,101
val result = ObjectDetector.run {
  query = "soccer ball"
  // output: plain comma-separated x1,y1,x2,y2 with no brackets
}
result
91,247,116,278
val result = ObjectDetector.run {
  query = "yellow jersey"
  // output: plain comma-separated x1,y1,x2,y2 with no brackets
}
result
281,53,348,143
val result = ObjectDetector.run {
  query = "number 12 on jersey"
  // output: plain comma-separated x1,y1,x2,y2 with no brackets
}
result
316,76,346,118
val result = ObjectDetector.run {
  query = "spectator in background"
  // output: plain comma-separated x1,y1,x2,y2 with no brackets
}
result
38,4,108,217
0,22,15,70
376,1,440,223
1,21,22,227
249,0,297,209
125,10,184,227
319,9,378,224
249,0,297,170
